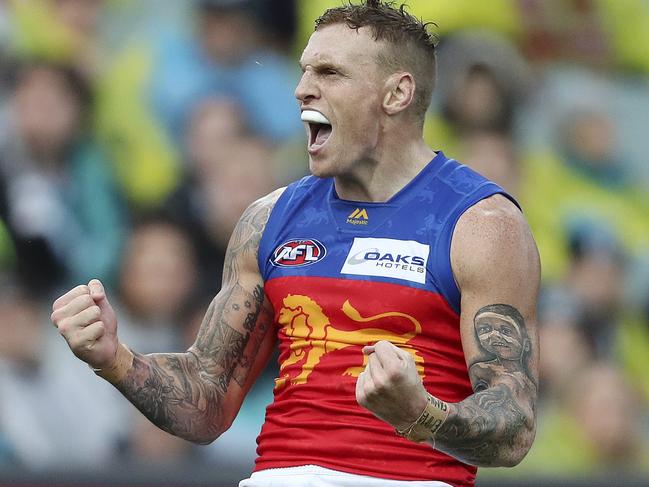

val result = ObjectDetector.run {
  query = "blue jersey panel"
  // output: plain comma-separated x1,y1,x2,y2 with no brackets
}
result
258,152,518,313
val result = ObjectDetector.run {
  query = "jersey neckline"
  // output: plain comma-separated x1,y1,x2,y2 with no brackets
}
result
327,151,448,207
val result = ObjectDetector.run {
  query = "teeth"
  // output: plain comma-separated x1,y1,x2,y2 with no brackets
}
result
301,110,331,125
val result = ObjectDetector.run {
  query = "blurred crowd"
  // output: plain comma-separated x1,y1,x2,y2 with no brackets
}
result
0,0,648,482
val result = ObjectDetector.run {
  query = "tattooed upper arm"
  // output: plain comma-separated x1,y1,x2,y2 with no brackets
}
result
437,194,541,467
190,189,282,383
114,189,284,444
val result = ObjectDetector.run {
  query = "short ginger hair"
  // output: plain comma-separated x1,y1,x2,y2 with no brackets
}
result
315,0,437,122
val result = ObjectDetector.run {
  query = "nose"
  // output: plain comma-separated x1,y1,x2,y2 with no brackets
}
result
294,70,319,104
484,329,498,341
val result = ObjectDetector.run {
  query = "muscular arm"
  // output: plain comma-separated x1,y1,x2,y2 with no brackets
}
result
111,189,283,444
433,194,540,466
355,194,540,467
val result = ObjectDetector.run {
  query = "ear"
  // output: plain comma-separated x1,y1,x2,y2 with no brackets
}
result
382,72,416,116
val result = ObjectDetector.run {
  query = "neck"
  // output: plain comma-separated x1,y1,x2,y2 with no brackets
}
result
334,137,436,202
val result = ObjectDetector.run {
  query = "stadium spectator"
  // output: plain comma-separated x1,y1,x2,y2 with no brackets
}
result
0,281,126,470
0,216,202,470
517,0,611,67
94,0,301,210
149,0,303,143
424,31,530,158
514,362,649,474
0,284,50,469
0,218,201,470
0,62,125,294
163,97,277,297
519,104,649,281
114,215,198,354
518,0,649,74
536,315,591,402
459,130,521,196
10,0,106,78
256,0,297,51
536,221,649,401
560,222,627,358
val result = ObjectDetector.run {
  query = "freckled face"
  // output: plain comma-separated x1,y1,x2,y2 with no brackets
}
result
475,311,525,360
295,24,387,178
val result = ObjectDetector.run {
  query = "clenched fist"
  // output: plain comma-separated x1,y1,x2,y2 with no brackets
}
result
51,279,118,370
355,340,429,431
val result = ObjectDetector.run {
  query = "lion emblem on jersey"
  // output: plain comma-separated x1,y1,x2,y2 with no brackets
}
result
275,294,424,389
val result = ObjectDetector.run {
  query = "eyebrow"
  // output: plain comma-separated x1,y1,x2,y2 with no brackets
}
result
299,59,341,73
475,312,522,331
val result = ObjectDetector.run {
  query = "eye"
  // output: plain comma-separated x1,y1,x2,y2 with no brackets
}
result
477,324,492,335
323,68,338,76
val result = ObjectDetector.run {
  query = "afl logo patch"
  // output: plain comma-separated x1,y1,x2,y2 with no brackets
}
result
271,239,327,267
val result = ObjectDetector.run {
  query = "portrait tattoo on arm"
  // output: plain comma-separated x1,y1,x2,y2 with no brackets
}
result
434,304,538,467
470,304,535,392
113,194,278,443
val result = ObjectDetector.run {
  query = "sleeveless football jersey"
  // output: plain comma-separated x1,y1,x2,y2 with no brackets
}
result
254,152,516,487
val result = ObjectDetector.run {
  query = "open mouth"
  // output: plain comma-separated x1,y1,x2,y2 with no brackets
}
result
301,110,332,153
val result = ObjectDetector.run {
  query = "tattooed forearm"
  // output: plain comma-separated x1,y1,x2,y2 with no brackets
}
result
115,351,224,442
114,284,272,443
435,381,536,466
112,192,280,444
434,304,538,467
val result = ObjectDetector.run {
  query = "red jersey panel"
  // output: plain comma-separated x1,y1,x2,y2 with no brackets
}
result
254,276,476,487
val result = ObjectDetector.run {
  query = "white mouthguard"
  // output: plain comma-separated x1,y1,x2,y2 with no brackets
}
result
301,110,331,125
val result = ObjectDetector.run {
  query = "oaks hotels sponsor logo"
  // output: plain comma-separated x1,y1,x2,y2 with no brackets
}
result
271,239,327,267
346,208,369,225
341,237,429,284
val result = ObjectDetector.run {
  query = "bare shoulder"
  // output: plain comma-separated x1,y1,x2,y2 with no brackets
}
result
223,187,286,283
454,194,529,249
451,194,540,290
228,188,286,248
